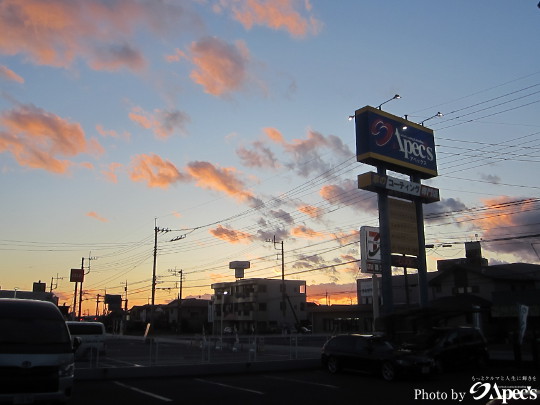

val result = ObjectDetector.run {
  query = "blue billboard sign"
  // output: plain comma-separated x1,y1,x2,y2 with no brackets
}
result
355,106,438,179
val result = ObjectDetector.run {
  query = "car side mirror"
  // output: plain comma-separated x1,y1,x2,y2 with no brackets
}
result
72,336,82,352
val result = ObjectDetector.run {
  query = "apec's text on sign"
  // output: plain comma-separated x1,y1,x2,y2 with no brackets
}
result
355,106,438,179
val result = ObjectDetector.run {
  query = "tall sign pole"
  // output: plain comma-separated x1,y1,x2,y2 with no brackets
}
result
354,105,440,317
412,174,429,306
376,166,393,314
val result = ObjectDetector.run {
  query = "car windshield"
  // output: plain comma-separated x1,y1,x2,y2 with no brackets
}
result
68,323,104,335
0,318,71,353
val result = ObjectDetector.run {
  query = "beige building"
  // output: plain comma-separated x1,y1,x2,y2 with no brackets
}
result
210,278,307,334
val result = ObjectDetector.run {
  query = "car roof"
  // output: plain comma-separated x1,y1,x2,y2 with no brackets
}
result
0,298,64,320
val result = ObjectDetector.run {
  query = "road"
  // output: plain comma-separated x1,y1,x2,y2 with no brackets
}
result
71,365,539,405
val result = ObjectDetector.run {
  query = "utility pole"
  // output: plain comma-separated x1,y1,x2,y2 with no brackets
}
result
268,236,286,319
151,222,173,327
78,253,97,320
169,268,183,333
49,273,64,293
124,280,128,312
95,294,101,317
77,257,84,320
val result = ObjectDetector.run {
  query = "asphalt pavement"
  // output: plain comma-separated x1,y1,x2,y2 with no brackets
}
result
74,334,538,381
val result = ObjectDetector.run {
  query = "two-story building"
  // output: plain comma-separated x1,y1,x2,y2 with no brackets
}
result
210,278,308,334
165,298,210,333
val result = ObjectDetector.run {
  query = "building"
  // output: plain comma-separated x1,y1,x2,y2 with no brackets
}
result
428,262,540,339
0,289,58,304
165,298,210,334
357,271,440,307
210,278,308,334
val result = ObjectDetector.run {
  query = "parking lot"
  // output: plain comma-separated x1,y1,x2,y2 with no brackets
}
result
72,365,539,405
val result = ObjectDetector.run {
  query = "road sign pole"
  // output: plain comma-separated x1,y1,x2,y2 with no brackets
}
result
377,166,393,315
412,174,429,307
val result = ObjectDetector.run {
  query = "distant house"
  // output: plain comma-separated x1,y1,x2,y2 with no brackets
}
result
164,298,210,334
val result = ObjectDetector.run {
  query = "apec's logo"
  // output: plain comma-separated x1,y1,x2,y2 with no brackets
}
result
370,118,435,164
370,119,394,147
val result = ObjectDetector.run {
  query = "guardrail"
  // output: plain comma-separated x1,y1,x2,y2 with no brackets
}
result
75,334,331,370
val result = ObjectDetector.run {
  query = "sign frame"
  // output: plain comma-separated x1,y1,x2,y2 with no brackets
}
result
355,106,438,179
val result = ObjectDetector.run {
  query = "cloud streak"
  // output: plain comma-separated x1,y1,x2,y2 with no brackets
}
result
215,0,322,38
0,64,24,83
0,103,103,173
87,211,108,222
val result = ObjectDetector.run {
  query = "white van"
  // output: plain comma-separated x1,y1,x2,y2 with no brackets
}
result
0,298,77,404
66,321,107,359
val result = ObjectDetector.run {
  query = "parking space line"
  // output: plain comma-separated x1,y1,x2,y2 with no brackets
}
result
264,375,340,389
106,358,144,367
114,381,173,402
194,378,265,395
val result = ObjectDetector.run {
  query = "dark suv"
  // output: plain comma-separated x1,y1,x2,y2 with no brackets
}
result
321,334,434,381
402,327,488,372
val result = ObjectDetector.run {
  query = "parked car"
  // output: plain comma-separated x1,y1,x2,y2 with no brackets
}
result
321,334,434,381
0,298,79,404
401,326,489,372
66,321,107,359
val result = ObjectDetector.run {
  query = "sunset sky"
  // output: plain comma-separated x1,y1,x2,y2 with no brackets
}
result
1,0,539,315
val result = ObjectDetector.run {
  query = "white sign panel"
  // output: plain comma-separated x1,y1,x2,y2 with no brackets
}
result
360,226,382,274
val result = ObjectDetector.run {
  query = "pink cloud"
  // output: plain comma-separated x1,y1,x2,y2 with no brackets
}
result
264,127,285,144
188,37,251,96
102,162,123,183
0,103,103,173
291,225,325,239
186,161,256,203
0,64,24,83
87,211,108,222
297,204,323,219
128,154,260,205
216,0,322,38
129,153,189,189
96,124,130,140
0,0,195,71
210,225,254,244
129,107,189,139
165,48,186,63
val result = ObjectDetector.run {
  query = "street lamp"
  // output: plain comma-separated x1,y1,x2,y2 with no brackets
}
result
220,291,228,348
420,112,443,126
377,94,401,110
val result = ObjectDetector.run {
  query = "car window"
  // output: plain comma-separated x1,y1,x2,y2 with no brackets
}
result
371,339,393,353
354,337,369,352
459,329,481,344
445,331,459,346
327,336,354,351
